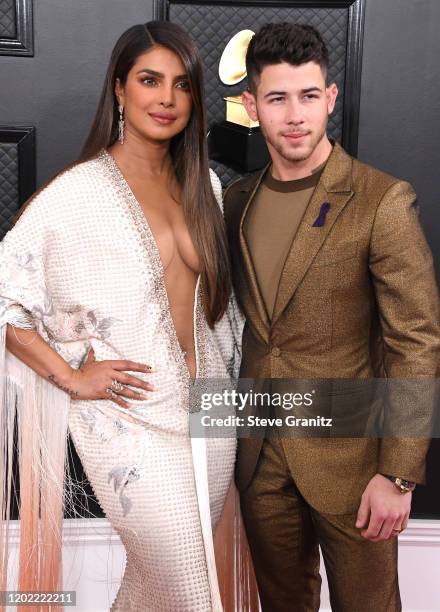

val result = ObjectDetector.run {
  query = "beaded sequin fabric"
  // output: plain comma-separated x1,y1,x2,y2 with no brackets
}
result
0,152,245,611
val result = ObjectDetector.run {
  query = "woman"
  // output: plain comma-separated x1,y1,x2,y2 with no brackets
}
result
0,22,244,611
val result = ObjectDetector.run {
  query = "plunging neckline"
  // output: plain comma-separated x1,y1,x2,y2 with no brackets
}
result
101,149,200,382
98,151,225,611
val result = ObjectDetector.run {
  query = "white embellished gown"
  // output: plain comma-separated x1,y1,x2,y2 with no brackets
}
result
0,151,243,611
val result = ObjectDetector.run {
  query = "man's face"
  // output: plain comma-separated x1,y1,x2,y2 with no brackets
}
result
243,61,338,164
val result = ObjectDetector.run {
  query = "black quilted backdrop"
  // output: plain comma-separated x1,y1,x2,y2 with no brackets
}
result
0,127,36,238
0,143,19,237
0,0,33,56
0,0,16,39
169,3,349,185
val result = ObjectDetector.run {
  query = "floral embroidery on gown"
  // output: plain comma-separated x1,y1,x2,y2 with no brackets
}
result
0,152,244,611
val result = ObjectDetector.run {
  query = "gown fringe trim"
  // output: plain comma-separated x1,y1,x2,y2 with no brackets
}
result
0,324,260,611
0,324,70,611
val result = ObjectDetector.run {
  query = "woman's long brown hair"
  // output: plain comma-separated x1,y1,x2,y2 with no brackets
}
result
80,21,231,326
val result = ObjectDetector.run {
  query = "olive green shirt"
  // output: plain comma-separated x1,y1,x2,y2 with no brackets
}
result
244,164,324,318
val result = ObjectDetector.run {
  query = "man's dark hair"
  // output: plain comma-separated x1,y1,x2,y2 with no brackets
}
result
246,23,329,92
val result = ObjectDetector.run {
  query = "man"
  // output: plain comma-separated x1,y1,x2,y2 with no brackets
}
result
223,23,440,611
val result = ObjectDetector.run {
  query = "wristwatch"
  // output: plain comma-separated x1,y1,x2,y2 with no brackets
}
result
384,475,416,494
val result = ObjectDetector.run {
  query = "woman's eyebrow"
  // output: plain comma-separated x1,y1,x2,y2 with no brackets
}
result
136,68,188,80
136,68,163,76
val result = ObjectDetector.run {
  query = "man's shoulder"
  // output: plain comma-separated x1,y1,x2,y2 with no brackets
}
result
350,154,411,199
327,142,411,203
223,173,257,202
222,169,265,223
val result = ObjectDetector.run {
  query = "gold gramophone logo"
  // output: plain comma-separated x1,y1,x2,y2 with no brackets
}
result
209,28,269,171
218,29,258,128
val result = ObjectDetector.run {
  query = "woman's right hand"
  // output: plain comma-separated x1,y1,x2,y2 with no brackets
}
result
65,348,154,409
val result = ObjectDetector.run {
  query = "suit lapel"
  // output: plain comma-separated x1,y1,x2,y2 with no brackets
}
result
272,144,355,326
235,165,271,342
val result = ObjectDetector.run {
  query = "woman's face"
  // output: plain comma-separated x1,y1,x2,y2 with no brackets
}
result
115,44,193,144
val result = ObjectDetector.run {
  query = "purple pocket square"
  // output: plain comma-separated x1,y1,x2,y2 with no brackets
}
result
312,202,331,227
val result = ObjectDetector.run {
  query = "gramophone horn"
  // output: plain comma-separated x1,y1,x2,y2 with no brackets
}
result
218,29,255,85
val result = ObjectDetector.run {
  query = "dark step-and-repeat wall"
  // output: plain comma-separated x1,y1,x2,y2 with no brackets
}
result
0,0,439,518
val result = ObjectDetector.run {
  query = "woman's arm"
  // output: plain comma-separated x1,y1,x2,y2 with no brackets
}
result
6,324,153,408
7,325,75,392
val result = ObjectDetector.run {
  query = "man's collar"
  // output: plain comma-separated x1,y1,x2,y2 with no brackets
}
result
237,141,353,194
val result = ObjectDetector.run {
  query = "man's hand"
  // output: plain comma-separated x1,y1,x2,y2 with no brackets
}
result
355,473,411,541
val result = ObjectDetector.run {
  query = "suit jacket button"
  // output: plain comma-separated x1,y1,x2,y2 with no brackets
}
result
271,347,281,357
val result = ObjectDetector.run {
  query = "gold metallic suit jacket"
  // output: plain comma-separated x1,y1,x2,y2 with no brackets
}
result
224,142,440,514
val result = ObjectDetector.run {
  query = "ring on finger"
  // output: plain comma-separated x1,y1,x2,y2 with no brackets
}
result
106,388,119,399
110,379,125,393
392,527,403,533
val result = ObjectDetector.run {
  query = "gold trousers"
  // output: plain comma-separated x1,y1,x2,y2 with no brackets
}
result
240,437,401,612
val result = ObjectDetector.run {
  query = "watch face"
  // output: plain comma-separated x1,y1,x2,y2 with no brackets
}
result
392,477,415,493
385,475,415,492
399,480,416,493
401,480,415,489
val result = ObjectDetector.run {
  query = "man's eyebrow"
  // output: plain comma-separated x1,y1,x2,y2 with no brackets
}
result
302,87,323,94
263,86,323,99
136,68,188,80
264,90,287,99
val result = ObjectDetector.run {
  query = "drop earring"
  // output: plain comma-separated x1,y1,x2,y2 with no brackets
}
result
118,105,125,144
